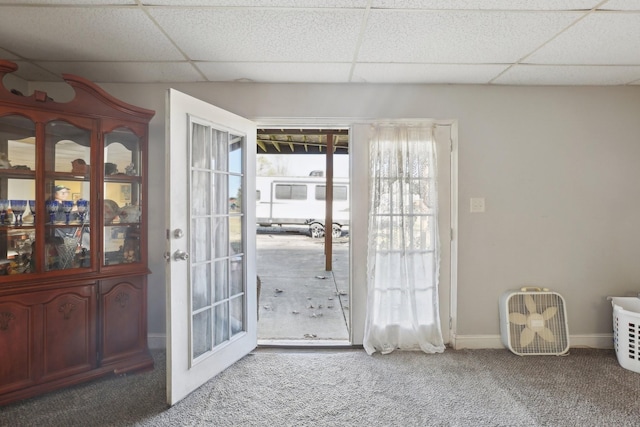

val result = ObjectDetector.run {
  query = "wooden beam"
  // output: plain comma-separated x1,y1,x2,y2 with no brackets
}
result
257,129,348,136
325,132,334,271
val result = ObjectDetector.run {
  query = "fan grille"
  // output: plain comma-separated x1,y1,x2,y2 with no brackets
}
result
506,293,569,355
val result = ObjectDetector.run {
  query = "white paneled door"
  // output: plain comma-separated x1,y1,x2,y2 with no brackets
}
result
166,89,257,406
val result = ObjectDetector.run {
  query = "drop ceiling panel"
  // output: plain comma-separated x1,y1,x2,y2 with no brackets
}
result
4,61,61,82
197,62,352,83
352,63,509,84
1,1,640,86
143,0,369,6
148,8,364,62
599,0,640,10
526,12,640,64
0,48,18,60
0,0,135,4
36,62,206,83
370,0,603,11
0,7,184,61
494,65,640,85
358,10,583,63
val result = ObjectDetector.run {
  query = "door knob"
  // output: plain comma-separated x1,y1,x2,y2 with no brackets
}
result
173,250,189,261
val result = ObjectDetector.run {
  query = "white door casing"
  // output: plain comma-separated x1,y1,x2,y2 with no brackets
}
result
166,89,257,406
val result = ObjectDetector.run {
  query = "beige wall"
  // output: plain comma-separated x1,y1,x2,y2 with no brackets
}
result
31,80,640,347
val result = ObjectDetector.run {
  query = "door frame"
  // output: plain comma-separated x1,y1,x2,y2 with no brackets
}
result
255,118,458,346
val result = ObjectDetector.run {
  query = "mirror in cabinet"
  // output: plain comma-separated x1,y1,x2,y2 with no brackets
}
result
103,127,143,266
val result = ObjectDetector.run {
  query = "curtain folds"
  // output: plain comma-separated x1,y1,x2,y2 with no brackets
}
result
364,124,445,355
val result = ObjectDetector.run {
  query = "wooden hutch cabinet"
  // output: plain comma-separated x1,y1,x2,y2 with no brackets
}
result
0,60,155,405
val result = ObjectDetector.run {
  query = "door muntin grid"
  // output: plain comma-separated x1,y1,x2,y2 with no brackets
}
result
188,117,246,365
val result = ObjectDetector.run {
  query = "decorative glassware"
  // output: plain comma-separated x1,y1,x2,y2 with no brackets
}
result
10,200,27,226
46,200,59,224
76,199,88,223
62,200,74,225
28,200,35,222
0,199,8,224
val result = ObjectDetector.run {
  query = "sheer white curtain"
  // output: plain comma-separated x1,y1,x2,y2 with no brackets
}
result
363,124,445,355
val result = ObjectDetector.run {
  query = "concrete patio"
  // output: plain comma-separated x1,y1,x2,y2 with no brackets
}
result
256,227,350,344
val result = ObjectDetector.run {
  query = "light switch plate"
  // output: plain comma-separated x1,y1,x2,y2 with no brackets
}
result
470,197,485,213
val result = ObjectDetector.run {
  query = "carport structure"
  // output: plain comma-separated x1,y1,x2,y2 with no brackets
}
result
256,128,349,271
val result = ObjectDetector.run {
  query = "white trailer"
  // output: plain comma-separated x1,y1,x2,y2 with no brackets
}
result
256,176,349,238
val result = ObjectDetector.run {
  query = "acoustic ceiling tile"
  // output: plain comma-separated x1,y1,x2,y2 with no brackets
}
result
352,63,509,84
598,0,640,10
142,0,368,6
35,61,205,83
370,0,602,11
0,0,135,4
2,61,61,82
0,7,184,61
358,10,582,63
197,62,352,83
493,65,640,85
0,48,19,60
148,8,363,62
526,13,640,64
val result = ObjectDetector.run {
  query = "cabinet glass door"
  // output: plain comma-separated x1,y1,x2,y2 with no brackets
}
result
44,120,92,271
0,115,36,275
103,127,142,266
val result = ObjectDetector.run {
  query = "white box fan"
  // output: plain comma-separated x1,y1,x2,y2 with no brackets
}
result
500,287,569,356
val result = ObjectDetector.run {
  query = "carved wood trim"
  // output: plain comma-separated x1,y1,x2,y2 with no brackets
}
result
0,311,15,330
115,292,130,309
0,60,155,123
58,303,76,320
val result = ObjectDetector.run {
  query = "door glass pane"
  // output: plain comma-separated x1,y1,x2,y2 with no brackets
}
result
189,118,245,363
230,256,243,296
192,171,211,216
230,296,243,336
213,259,228,302
0,115,36,275
229,216,242,256
214,173,228,215
213,129,228,172
191,123,210,169
193,309,212,359
214,302,229,346
213,216,228,258
192,264,211,311
191,217,211,263
45,120,92,271
229,136,242,174
229,175,241,211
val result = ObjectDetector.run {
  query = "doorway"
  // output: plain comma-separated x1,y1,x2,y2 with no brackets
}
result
255,128,350,344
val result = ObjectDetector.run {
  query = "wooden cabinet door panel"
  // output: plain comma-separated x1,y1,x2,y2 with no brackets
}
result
0,300,37,394
41,286,96,382
100,277,146,364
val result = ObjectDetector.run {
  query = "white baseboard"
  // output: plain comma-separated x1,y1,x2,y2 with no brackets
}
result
149,333,614,351
148,333,166,350
451,333,614,350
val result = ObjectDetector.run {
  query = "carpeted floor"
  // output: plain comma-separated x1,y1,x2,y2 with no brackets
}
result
1,348,639,426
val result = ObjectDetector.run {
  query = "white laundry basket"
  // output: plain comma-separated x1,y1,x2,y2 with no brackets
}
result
610,297,640,373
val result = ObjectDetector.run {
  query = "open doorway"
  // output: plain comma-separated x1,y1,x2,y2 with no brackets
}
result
255,128,350,344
